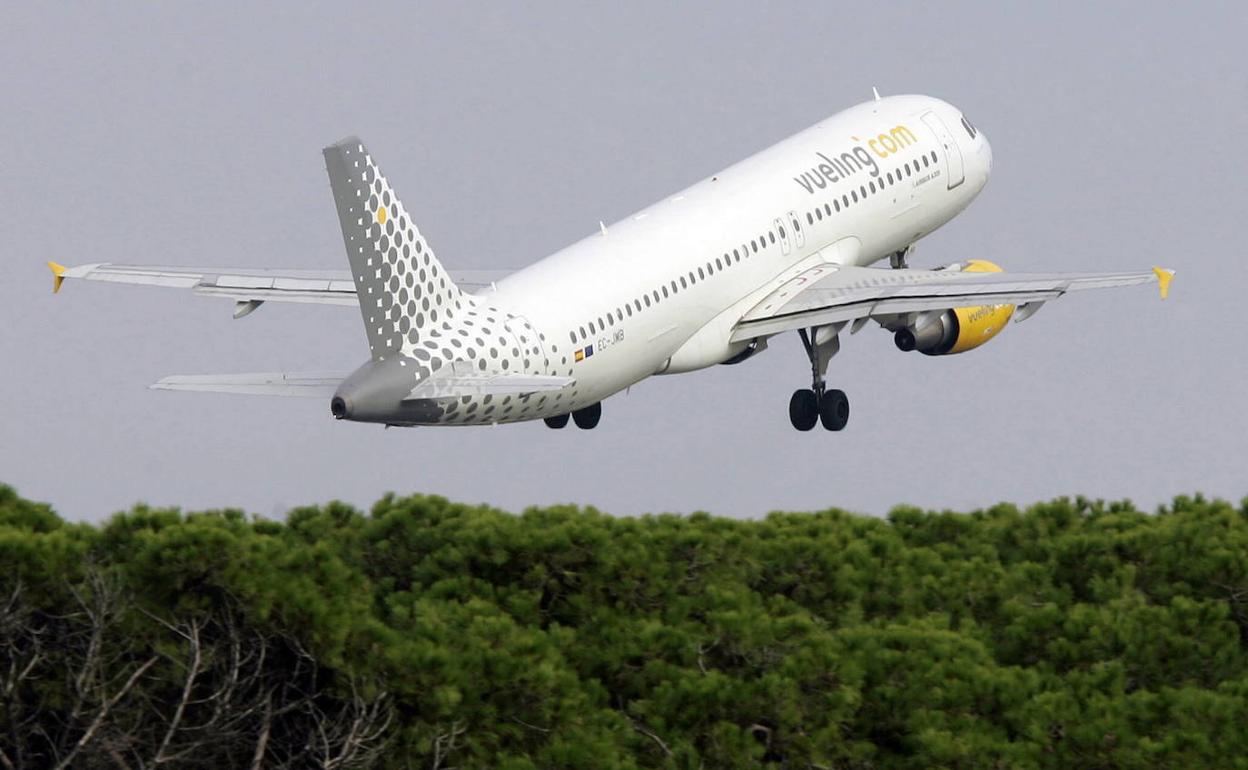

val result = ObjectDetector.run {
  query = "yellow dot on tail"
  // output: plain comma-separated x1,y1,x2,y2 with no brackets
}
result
376,206,388,225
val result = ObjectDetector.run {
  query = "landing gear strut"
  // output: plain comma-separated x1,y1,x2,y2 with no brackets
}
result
789,326,850,432
890,244,914,270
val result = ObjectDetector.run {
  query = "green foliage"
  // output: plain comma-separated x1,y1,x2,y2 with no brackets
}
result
2,487,1248,769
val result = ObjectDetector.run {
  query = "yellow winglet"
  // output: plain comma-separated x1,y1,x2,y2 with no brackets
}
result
47,261,67,294
1152,266,1175,300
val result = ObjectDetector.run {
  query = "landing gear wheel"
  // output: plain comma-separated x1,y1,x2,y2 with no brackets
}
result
544,414,569,429
819,389,850,431
572,402,601,430
788,389,818,431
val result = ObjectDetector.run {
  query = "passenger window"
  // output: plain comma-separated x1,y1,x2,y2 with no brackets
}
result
923,155,930,168
715,257,723,270
751,241,758,253
645,295,652,307
815,208,823,220
833,199,840,212
851,190,858,203
733,248,740,261
569,331,576,344
806,212,814,225
769,232,776,244
842,194,849,206
778,225,785,238
698,266,705,279
680,276,687,289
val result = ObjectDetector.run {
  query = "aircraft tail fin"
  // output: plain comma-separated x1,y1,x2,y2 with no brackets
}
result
323,138,464,361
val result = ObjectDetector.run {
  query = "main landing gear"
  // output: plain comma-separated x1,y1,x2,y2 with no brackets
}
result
545,402,601,430
788,326,850,432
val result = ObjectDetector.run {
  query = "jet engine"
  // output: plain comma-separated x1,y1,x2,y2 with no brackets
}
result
893,260,1015,356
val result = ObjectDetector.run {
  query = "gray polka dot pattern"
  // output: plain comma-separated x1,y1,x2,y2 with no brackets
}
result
324,138,582,425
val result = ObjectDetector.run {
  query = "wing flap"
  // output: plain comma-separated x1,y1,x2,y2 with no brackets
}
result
151,372,348,397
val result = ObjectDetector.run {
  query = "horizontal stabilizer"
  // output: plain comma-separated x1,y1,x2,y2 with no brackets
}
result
405,361,574,400
151,372,349,398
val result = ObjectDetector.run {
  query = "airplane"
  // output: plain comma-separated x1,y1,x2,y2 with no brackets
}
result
48,91,1174,432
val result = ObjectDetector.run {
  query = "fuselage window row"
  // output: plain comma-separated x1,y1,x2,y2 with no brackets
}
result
567,149,940,347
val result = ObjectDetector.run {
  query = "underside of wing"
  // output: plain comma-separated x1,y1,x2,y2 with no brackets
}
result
730,263,1172,342
151,372,350,397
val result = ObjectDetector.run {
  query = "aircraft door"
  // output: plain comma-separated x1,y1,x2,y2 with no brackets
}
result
774,217,791,255
921,112,965,190
787,210,806,249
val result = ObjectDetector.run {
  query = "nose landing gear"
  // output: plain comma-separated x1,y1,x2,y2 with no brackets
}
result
788,326,850,432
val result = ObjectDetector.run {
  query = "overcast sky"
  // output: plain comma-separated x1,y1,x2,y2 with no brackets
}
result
2,3,1244,521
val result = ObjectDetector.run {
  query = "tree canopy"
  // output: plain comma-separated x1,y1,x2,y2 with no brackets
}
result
3,484,1247,769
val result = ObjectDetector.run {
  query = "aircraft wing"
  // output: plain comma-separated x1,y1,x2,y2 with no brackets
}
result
729,263,1174,342
151,372,350,397
46,262,510,316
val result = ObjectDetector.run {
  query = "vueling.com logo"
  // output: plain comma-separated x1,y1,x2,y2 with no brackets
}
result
793,124,919,194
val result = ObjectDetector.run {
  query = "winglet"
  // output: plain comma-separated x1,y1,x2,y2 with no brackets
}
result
47,261,66,294
1152,266,1175,300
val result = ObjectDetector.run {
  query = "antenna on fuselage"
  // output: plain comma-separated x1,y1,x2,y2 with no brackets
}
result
872,86,882,101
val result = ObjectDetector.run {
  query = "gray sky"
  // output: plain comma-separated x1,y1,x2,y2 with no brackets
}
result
3,3,1245,521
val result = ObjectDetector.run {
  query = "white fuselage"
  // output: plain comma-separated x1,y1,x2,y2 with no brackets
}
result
483,95,992,416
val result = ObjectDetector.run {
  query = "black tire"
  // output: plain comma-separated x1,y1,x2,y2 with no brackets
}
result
572,402,601,429
544,414,569,429
819,389,850,431
788,389,818,431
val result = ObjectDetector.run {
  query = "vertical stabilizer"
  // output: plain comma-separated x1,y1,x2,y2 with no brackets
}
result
323,138,464,361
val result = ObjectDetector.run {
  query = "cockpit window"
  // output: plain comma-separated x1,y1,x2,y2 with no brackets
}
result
961,115,977,139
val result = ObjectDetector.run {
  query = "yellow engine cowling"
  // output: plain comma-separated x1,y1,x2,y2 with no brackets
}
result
893,260,1015,356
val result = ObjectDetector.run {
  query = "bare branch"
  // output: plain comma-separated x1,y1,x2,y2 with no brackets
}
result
53,655,158,770
250,691,274,770
630,718,674,758
431,720,466,770
152,617,202,765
